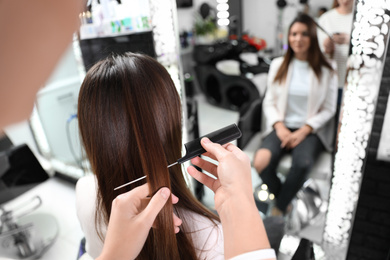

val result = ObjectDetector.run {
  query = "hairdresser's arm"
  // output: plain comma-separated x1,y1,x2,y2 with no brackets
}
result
317,16,334,56
188,138,275,260
332,33,350,45
96,184,171,260
323,37,335,55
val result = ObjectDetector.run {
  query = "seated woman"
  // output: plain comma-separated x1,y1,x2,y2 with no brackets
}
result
75,53,223,259
253,14,338,216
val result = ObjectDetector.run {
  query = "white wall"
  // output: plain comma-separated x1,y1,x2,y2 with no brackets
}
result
176,0,217,32
242,0,333,50
176,0,334,48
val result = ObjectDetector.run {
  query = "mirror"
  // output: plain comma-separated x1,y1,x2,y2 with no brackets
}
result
176,0,357,257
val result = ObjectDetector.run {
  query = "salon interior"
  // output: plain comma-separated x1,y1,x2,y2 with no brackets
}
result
1,0,390,259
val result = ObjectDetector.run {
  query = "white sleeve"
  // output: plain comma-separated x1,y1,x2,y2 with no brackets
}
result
229,249,277,260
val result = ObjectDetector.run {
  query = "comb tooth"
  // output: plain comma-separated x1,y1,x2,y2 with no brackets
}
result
113,175,147,190
167,162,178,168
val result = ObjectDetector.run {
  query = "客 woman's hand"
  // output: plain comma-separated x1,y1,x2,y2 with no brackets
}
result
274,122,292,148
285,125,312,149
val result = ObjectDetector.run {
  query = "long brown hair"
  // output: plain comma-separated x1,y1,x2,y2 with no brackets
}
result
273,13,333,84
78,52,219,260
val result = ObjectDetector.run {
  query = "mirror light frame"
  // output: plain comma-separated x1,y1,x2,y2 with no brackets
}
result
323,0,390,257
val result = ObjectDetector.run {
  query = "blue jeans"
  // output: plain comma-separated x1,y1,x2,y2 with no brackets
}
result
258,129,324,212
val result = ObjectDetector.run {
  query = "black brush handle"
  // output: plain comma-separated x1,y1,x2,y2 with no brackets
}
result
177,124,242,164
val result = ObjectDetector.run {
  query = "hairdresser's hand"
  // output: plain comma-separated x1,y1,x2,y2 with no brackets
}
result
285,125,312,149
274,122,291,148
96,184,173,260
332,33,349,45
188,138,272,259
187,138,253,214
323,37,335,55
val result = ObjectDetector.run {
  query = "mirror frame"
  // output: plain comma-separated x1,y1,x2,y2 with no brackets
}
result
323,0,390,257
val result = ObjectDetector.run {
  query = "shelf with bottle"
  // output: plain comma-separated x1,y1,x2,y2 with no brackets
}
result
79,16,152,40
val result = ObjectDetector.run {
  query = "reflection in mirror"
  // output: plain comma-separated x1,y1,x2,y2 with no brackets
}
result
176,0,357,258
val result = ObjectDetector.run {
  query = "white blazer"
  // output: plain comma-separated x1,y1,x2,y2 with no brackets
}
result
262,56,338,151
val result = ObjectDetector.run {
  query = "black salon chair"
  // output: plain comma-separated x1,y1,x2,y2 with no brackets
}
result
237,98,263,149
194,64,260,111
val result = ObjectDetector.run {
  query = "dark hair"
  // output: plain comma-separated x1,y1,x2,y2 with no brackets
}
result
319,7,328,13
78,52,219,260
332,0,339,8
273,13,333,84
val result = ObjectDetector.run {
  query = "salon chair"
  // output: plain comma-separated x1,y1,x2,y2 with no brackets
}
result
192,39,256,66
194,64,261,111
0,140,58,259
193,39,269,111
237,99,333,229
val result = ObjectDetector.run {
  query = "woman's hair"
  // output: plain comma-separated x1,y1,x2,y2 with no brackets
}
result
273,13,333,84
78,52,219,260
332,0,339,8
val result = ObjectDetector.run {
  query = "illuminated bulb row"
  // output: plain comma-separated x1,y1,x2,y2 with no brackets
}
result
149,0,182,94
216,0,229,26
149,0,177,64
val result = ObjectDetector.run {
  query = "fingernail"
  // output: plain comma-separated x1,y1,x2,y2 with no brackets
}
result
160,188,170,199
202,137,211,144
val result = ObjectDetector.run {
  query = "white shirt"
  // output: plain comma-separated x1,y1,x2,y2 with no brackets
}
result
318,9,353,88
75,175,224,259
284,59,310,129
230,249,276,260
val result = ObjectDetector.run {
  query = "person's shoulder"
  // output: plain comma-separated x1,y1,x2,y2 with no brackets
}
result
179,209,220,230
318,8,337,22
178,209,222,242
76,174,96,190
270,56,284,68
76,175,98,200
323,8,338,17
272,56,284,64
179,209,224,259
